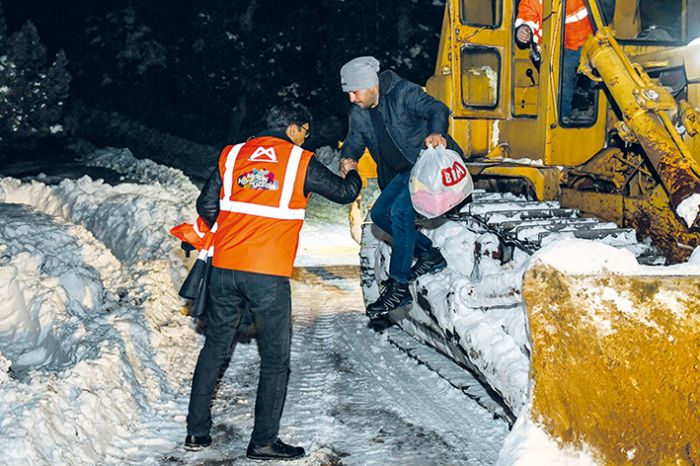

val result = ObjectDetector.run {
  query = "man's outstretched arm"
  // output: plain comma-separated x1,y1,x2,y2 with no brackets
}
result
304,156,361,204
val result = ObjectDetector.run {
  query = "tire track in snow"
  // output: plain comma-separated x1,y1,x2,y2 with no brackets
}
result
165,266,507,465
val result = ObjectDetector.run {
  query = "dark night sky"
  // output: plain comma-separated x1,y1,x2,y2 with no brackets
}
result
2,0,445,152
1,0,696,168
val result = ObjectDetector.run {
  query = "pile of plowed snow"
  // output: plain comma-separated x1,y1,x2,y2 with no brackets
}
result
0,149,203,464
0,146,361,464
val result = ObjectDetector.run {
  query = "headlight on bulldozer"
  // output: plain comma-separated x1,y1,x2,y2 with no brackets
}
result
685,37,700,83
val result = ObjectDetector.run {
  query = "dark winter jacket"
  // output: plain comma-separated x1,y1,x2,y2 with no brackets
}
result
197,131,361,227
341,70,464,189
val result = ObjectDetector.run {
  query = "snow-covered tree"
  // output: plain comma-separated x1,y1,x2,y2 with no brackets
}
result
84,7,167,84
0,17,70,150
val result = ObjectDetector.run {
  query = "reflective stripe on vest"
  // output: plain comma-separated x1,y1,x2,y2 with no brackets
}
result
219,145,306,221
195,221,217,260
565,6,589,24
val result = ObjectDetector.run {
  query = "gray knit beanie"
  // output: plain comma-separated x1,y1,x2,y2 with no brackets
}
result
340,56,380,92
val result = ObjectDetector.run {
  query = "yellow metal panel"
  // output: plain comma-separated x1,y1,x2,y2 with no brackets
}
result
560,188,624,223
450,117,473,158
356,150,377,188
497,118,548,162
475,165,562,200
449,0,511,119
426,74,454,111
545,115,607,166
467,119,491,156
512,58,539,117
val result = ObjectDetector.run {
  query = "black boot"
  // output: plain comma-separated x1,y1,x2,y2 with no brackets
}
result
366,278,412,319
408,247,447,281
246,438,305,460
184,434,212,450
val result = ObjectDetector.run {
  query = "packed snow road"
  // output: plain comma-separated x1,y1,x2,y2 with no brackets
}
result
164,265,508,465
0,149,508,465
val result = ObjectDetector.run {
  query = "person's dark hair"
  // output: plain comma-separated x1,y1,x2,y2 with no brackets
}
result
266,101,312,132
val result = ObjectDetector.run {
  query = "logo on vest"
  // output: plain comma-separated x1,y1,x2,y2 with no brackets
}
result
441,161,467,187
238,168,279,191
248,146,277,163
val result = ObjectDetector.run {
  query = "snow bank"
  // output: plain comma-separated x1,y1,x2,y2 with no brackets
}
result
1,148,198,265
0,148,203,464
497,409,598,466
0,145,364,464
532,238,700,276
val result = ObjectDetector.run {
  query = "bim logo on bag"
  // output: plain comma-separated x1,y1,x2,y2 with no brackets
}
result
441,161,467,187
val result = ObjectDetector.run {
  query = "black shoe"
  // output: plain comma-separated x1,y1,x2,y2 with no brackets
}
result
246,438,305,460
184,434,212,450
366,278,412,319
408,248,447,281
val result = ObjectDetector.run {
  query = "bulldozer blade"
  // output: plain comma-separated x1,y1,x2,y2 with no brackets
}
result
523,263,700,465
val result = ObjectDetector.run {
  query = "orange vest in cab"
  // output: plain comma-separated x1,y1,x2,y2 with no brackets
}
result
212,136,313,277
515,0,593,51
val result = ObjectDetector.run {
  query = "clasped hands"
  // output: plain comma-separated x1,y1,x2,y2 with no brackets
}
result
340,158,358,177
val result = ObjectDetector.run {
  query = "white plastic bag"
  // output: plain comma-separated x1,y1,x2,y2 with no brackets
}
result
409,146,473,218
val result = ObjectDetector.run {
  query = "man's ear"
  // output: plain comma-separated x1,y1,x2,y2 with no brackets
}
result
285,124,296,139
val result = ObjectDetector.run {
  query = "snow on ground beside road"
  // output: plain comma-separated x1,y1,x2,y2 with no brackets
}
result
0,147,508,465
0,149,205,464
296,222,359,267
11,146,693,465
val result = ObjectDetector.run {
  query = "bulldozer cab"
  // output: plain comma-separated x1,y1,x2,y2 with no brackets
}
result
427,0,693,196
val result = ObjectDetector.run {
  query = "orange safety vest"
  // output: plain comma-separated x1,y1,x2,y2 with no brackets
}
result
515,0,593,51
170,216,212,251
212,136,313,277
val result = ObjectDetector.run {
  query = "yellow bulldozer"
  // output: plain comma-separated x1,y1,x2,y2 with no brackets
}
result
358,0,700,463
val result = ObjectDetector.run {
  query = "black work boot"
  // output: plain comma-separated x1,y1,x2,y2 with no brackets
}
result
408,247,447,281
366,278,412,319
184,434,212,451
246,438,305,460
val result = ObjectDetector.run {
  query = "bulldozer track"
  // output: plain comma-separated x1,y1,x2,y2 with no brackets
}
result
361,190,660,425
448,191,643,256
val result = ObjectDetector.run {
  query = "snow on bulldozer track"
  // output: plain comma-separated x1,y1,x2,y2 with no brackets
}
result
0,148,509,466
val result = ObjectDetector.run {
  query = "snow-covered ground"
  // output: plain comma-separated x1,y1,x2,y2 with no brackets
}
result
0,148,508,465
4,147,696,465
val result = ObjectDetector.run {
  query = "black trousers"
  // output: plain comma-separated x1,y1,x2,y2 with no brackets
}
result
186,267,292,444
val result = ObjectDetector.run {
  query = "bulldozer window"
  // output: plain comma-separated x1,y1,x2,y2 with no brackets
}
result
637,0,683,42
598,0,617,26
611,0,685,43
460,0,502,27
460,47,500,108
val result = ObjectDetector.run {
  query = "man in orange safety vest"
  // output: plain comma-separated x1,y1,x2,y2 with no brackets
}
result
515,0,594,122
183,101,361,460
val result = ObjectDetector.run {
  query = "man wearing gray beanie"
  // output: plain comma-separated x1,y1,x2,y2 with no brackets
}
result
339,56,464,319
